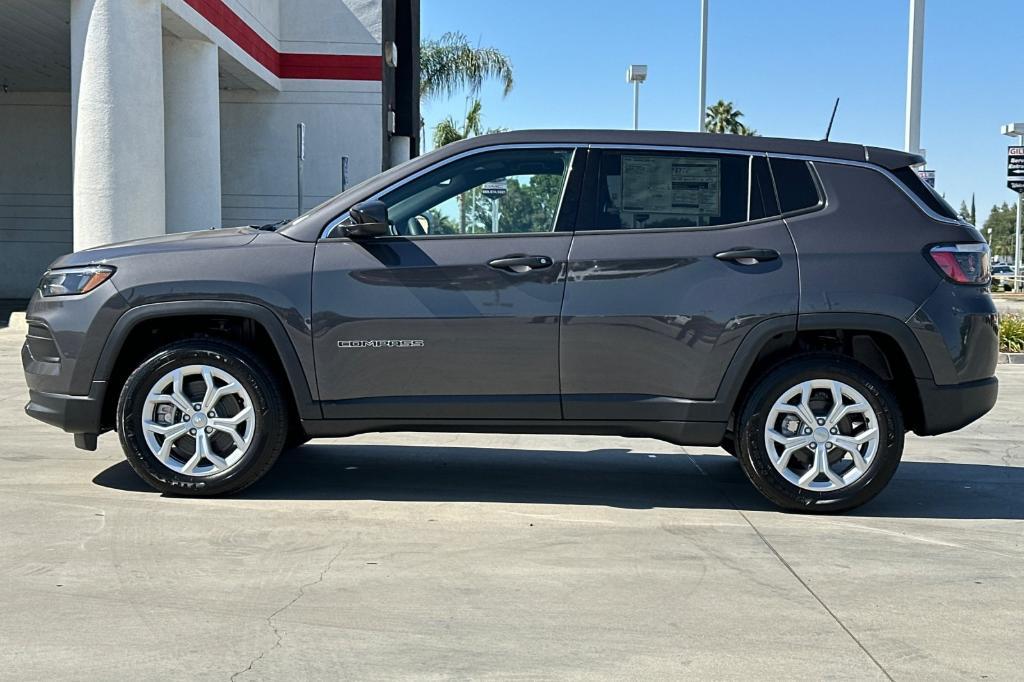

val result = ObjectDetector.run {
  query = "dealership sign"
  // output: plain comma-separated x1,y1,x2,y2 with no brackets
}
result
1009,147,1024,193
917,169,935,188
481,179,508,198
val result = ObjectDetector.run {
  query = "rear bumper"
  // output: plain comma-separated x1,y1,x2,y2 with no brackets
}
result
25,381,107,436
914,376,998,436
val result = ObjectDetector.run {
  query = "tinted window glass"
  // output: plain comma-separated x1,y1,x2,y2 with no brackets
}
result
374,148,573,236
892,167,959,220
594,151,752,230
770,158,821,214
750,156,779,220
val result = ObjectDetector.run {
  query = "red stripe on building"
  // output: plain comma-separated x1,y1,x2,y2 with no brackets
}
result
183,0,382,81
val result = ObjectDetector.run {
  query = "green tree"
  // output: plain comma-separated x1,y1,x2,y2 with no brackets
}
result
496,174,564,233
958,200,972,223
959,195,978,224
983,202,1018,259
432,98,483,148
705,100,757,135
420,32,514,101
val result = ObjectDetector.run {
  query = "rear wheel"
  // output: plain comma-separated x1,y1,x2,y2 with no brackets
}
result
736,354,904,512
116,340,287,496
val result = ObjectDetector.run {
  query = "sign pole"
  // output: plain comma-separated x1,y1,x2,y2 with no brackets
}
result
1016,192,1022,292
1016,134,1022,292
481,179,508,233
1007,140,1024,292
296,123,306,216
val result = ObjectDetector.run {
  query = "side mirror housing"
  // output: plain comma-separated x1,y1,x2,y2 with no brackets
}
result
344,200,390,238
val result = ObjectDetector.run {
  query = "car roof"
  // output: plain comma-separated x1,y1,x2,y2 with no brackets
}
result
280,129,923,242
448,129,923,170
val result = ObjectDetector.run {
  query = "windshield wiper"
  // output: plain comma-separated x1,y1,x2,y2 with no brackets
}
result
251,219,288,231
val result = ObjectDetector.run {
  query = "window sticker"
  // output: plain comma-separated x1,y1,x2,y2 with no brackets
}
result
621,155,721,218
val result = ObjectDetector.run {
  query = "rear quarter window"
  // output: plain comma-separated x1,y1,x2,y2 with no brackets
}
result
769,158,822,214
891,167,959,220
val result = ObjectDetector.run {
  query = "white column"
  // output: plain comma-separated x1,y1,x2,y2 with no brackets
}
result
71,0,165,250
389,135,411,167
904,0,925,155
163,36,222,232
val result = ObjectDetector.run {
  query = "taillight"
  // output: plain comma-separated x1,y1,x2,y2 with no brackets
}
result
928,243,991,285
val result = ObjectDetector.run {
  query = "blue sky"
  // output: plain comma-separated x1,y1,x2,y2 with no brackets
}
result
421,0,1023,226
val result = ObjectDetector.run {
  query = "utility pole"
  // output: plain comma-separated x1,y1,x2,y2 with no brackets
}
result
904,0,925,157
698,0,708,132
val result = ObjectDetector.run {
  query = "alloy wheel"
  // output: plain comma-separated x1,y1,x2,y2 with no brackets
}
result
140,364,256,476
763,379,880,491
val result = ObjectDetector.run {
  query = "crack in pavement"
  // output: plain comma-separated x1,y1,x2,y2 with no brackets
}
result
230,543,349,681
684,453,894,681
734,508,894,681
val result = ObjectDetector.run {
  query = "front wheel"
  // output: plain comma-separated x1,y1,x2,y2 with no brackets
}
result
736,354,904,513
116,340,288,496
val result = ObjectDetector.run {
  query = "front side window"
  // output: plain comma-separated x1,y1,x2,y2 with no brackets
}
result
377,148,574,236
594,150,764,230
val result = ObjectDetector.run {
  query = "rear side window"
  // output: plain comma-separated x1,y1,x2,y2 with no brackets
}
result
769,158,822,214
891,167,959,220
593,151,758,230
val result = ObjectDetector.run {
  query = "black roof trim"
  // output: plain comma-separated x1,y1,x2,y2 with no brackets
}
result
446,129,923,169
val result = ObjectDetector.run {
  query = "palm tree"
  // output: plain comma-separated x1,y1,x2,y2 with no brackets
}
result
705,100,756,135
420,32,514,101
432,98,483,148
433,99,484,232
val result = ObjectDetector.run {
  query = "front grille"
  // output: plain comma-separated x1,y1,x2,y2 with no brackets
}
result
26,323,60,363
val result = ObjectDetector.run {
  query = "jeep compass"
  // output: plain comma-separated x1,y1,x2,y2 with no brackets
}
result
22,130,999,511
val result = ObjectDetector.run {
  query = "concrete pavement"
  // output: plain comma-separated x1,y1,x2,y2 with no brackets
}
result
1,326,1022,680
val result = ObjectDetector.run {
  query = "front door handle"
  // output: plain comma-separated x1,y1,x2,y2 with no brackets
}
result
715,248,780,265
488,255,553,273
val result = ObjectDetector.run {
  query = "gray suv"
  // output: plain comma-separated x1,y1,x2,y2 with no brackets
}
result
22,130,999,512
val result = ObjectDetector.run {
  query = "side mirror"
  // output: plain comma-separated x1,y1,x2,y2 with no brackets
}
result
344,200,391,238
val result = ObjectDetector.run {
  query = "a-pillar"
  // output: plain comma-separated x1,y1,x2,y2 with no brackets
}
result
163,36,222,233
71,0,165,250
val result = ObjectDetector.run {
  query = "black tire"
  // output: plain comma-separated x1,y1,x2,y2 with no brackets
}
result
735,354,904,513
116,339,288,496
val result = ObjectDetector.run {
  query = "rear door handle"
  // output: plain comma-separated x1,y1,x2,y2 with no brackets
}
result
488,255,553,273
714,248,780,265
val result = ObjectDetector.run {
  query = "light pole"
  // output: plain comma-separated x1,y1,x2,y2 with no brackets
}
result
627,64,647,130
1002,122,1024,292
698,0,708,132
904,0,925,157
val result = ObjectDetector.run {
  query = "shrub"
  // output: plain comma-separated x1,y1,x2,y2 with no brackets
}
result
1001,313,1024,353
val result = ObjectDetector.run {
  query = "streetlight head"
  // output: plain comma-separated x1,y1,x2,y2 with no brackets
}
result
626,64,648,84
1002,123,1024,137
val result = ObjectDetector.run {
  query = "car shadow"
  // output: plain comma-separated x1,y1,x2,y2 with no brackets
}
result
92,443,1024,520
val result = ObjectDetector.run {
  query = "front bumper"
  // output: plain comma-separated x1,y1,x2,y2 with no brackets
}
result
914,375,998,436
25,381,107,436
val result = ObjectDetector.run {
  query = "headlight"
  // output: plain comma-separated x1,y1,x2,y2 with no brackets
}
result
38,266,115,297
